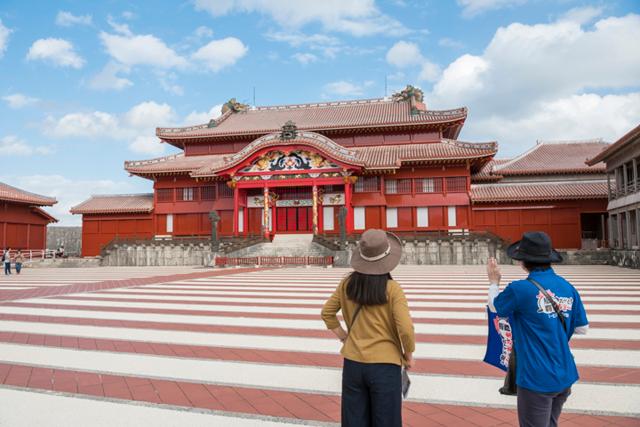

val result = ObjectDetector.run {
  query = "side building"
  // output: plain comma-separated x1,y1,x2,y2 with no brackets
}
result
0,181,57,251
587,123,640,265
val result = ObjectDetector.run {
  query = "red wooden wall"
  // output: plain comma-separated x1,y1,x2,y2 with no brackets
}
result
0,201,51,250
471,199,607,249
81,213,153,256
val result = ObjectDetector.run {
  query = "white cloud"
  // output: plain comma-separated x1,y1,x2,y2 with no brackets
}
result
100,31,187,68
386,41,422,68
0,19,11,58
46,111,120,138
129,135,165,155
192,37,248,72
88,62,133,91
44,101,177,156
156,71,184,96
124,101,175,129
55,11,92,27
457,0,526,18
431,14,640,114
266,31,339,48
429,13,640,155
3,93,39,109
26,38,85,68
386,41,440,82
323,80,374,98
0,135,52,156
184,104,223,125
438,37,464,49
292,52,318,65
464,93,640,154
194,26,214,39
194,0,408,37
122,11,136,20
559,6,604,25
1,174,136,226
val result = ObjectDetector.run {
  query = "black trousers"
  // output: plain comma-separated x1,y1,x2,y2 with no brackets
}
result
341,358,401,427
517,386,571,427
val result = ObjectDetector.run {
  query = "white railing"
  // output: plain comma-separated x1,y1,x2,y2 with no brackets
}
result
0,249,58,262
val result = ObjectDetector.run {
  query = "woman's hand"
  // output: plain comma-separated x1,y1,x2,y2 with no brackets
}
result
404,353,414,370
487,257,502,285
332,326,348,342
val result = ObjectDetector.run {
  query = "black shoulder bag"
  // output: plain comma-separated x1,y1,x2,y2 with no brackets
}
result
499,278,567,396
344,305,363,341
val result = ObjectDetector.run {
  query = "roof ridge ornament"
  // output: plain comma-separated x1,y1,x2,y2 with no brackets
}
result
280,120,298,140
221,98,249,114
391,84,426,115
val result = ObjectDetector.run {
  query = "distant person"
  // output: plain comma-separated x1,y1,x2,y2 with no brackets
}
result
56,244,65,258
321,229,415,427
15,250,24,275
487,231,589,427
2,248,11,275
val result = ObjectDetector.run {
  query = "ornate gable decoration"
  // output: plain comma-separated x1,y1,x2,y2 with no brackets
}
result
280,120,298,140
241,150,339,173
221,98,249,114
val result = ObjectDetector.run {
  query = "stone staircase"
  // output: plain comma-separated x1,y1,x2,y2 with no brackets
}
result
225,234,333,258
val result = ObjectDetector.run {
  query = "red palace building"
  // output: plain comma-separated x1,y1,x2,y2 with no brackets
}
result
71,86,610,257
1,182,57,251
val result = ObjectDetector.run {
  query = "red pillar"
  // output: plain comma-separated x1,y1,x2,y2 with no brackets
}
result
263,186,270,239
232,184,239,236
344,178,353,234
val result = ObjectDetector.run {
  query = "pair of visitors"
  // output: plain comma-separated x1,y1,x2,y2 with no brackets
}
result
15,250,24,274
2,249,11,275
322,230,588,427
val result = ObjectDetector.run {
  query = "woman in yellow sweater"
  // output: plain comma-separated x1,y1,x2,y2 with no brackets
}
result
321,229,415,427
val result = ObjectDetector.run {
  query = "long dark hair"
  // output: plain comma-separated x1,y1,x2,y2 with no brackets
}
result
346,271,391,306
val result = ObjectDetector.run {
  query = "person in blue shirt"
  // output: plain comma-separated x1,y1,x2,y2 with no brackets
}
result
487,231,589,427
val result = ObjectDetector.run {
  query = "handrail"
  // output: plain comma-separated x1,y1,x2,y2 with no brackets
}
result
215,256,333,267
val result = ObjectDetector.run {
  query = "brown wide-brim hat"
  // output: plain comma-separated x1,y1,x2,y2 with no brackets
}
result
351,229,402,275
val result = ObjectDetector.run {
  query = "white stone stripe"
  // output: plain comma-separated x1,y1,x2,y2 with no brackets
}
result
0,387,314,427
73,293,640,311
0,343,637,416
137,285,640,296
0,306,635,342
23,298,640,323
104,289,640,303
0,319,635,356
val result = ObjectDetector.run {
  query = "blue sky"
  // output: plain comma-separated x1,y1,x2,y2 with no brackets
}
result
1,0,639,225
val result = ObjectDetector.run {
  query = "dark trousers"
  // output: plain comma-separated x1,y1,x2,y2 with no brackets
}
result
15,263,21,274
517,386,571,427
3,262,9,275
341,358,401,427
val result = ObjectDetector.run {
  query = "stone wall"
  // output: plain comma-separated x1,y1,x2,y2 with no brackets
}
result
47,226,82,256
102,243,214,267
610,250,640,269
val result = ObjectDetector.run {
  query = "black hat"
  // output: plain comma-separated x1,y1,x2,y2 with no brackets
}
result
506,231,563,263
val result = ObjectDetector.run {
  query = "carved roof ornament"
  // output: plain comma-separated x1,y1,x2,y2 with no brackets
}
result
207,119,217,128
392,85,426,115
280,120,298,140
221,98,249,114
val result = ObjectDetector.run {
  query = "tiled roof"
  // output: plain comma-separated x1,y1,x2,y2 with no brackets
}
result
70,194,154,214
494,140,609,175
0,182,57,206
156,98,467,141
471,158,510,182
32,207,58,223
471,181,608,203
126,139,497,177
125,153,221,175
586,123,640,165
352,139,496,170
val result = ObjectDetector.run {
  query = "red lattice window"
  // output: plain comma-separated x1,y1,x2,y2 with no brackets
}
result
201,186,216,201
415,178,443,193
157,188,173,202
385,179,412,194
354,176,380,193
446,177,467,193
218,182,234,198
177,187,197,201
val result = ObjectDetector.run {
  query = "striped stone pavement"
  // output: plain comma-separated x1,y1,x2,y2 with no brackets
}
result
0,265,638,426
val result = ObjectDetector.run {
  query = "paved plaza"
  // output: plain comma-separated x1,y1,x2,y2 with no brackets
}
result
0,265,638,426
